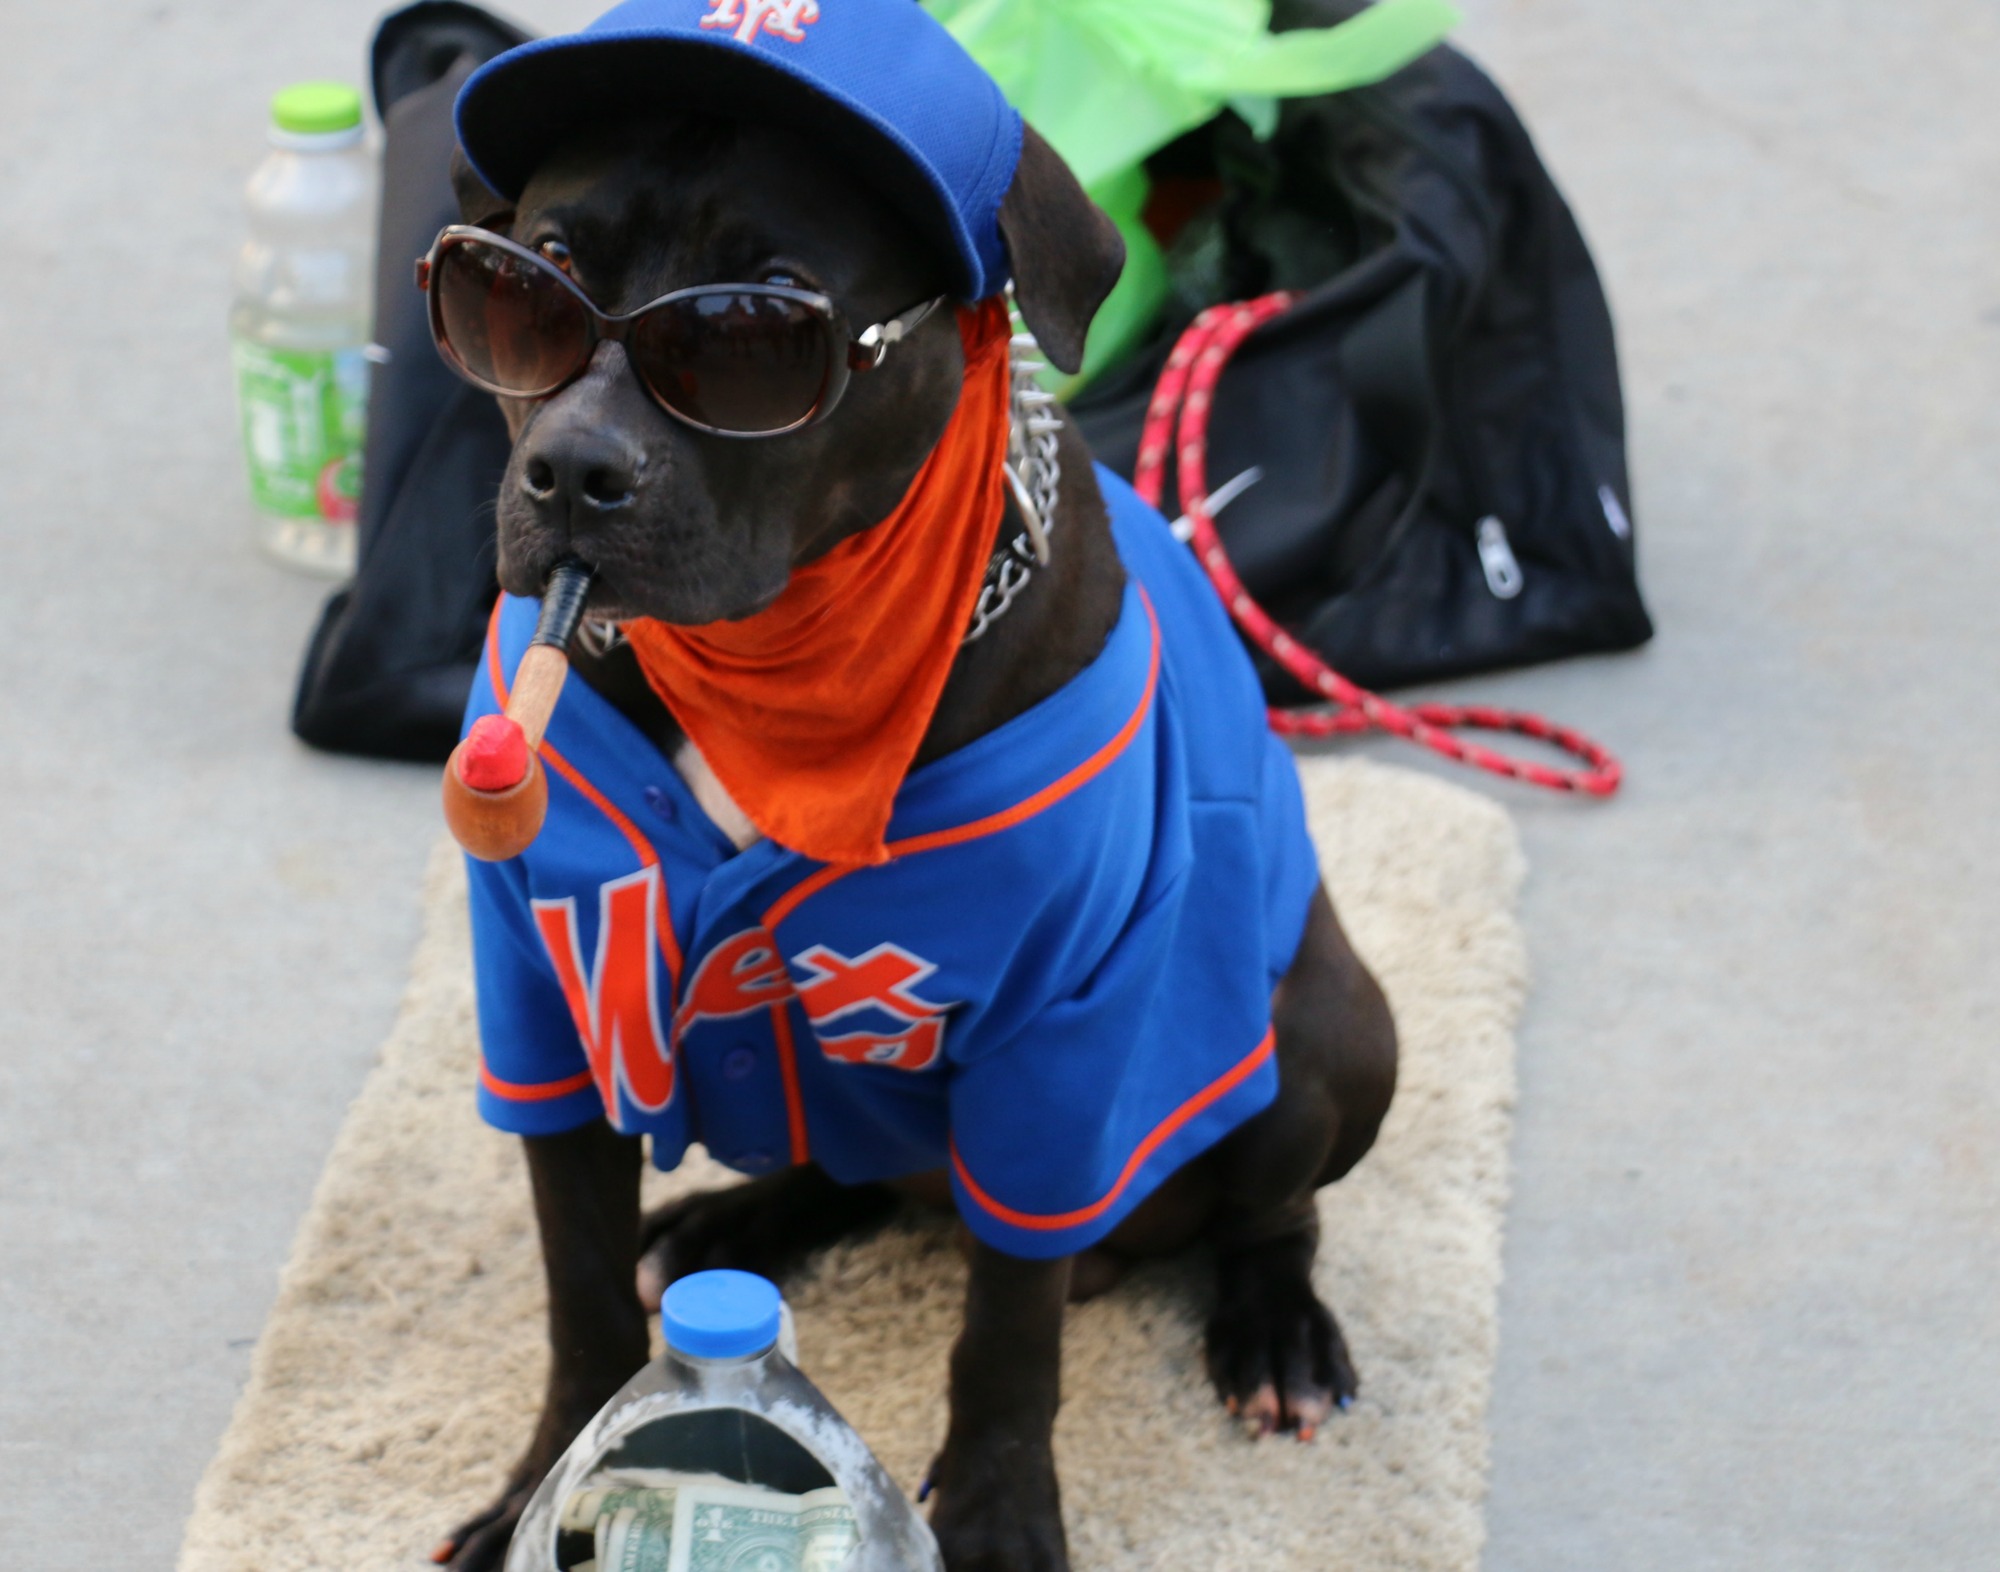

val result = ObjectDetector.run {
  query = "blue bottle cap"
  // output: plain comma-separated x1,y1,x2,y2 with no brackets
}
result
661,1270,783,1360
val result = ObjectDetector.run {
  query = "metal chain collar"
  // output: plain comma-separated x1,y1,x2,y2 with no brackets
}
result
572,296,1061,657
961,303,1062,645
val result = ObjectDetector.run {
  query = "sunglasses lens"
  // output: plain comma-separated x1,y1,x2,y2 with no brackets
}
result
433,238,592,396
632,291,833,434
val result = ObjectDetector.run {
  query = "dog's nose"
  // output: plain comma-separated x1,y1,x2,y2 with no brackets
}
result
518,426,644,515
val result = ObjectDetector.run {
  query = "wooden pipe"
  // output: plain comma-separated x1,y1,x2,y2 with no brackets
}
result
442,558,594,861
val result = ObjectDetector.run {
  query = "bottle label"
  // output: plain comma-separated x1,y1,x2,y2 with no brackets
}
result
230,340,368,522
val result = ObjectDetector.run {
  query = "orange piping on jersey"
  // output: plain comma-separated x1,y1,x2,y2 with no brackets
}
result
538,748,686,987
479,1062,598,1103
761,590,1163,935
886,591,1163,859
485,601,685,988
768,1003,812,1164
761,864,849,939
950,1024,1276,1233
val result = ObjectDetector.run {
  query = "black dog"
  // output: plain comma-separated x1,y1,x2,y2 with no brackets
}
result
436,113,1396,1572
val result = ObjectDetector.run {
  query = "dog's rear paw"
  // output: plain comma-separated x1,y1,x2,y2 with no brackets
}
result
1205,1243,1358,1441
636,1164,897,1309
430,1484,528,1572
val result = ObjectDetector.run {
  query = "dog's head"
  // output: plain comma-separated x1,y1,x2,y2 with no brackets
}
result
450,10,1122,627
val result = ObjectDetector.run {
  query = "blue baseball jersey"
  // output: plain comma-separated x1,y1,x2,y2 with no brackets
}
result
464,466,1321,1258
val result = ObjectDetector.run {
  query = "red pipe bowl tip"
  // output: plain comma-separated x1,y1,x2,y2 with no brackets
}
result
458,714,530,791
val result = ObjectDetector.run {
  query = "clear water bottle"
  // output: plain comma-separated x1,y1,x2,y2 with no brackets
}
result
508,1270,942,1572
229,81,377,578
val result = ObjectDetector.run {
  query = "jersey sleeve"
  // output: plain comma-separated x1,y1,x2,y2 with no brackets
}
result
460,618,605,1136
465,854,604,1134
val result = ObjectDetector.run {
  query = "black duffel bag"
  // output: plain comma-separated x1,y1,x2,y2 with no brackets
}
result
1069,0,1652,699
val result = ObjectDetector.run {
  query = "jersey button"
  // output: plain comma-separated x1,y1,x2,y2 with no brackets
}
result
722,1046,757,1081
734,1150,775,1174
643,784,678,823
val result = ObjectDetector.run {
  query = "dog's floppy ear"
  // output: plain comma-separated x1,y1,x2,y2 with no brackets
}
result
997,123,1125,376
451,144,515,232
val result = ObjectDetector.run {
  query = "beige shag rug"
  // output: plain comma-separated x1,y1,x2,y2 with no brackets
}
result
178,757,1525,1572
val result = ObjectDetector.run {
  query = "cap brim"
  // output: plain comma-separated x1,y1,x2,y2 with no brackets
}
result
456,33,985,298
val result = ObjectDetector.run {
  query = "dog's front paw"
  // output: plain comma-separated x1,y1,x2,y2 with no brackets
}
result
432,1385,616,1571
431,1479,532,1572
925,1435,1068,1572
1205,1245,1358,1440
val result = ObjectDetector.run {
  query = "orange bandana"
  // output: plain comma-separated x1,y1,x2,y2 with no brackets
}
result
622,298,1012,867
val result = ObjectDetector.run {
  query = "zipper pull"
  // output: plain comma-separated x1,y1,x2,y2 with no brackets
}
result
1170,465,1264,543
1598,482,1633,540
1476,515,1524,599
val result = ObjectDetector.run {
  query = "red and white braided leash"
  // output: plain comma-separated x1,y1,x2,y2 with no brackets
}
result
1133,292,1623,796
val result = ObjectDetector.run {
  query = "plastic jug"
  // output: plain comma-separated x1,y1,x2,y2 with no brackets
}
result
229,81,377,578
507,1270,942,1572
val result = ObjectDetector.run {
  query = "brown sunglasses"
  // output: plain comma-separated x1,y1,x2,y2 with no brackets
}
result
416,225,944,438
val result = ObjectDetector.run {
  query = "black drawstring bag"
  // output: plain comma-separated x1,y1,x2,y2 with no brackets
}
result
1068,0,1653,698
289,3,524,762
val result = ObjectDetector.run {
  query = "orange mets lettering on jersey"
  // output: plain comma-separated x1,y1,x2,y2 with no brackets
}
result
793,942,952,1071
532,867,676,1120
669,931,952,1072
674,926,793,1039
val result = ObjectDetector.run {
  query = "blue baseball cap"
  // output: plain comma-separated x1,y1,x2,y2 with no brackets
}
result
454,0,1023,301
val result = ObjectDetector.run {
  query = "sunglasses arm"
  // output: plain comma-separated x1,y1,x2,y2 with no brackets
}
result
850,295,946,371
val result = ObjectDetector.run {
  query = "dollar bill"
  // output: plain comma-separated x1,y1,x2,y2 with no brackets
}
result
598,1505,675,1572
560,1470,860,1572
672,1477,862,1572
671,1477,803,1572
797,1487,860,1572
562,1478,686,1535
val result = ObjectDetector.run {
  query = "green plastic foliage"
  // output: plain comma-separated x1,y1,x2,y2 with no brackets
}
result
925,0,1458,388
928,0,1457,188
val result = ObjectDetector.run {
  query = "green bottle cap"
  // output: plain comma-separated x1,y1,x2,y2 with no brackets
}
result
270,82,363,136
